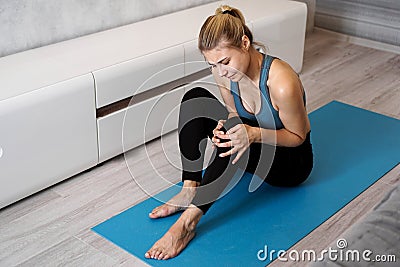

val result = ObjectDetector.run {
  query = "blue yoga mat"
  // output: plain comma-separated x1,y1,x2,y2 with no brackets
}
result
92,101,400,266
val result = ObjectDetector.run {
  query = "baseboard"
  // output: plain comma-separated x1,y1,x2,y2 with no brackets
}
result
314,27,400,55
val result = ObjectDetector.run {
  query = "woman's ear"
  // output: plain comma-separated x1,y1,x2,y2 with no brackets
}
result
241,35,250,51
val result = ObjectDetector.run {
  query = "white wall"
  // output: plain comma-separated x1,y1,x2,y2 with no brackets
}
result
0,0,217,57
315,0,400,46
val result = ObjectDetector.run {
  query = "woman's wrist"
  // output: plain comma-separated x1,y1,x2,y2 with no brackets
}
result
227,112,239,119
248,126,261,143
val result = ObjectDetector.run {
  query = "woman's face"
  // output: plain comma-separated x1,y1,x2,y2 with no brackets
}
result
202,41,250,82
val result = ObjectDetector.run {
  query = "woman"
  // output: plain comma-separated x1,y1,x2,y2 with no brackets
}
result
145,5,313,260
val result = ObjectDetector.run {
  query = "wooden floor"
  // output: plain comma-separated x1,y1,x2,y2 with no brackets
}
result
0,29,399,267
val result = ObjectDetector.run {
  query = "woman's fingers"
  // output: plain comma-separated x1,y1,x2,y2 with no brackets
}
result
214,123,252,164
213,120,226,134
226,124,241,135
219,145,246,164
215,140,233,147
213,130,224,137
232,149,245,165
213,120,226,138
217,119,226,128
215,132,231,140
217,124,242,140
218,147,235,158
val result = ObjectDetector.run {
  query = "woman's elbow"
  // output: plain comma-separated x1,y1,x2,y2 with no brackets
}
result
289,133,306,147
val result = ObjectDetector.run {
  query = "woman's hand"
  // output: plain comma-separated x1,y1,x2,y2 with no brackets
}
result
215,123,257,164
211,120,226,149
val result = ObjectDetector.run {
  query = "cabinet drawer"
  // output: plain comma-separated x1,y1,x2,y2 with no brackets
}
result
97,86,186,162
93,45,185,108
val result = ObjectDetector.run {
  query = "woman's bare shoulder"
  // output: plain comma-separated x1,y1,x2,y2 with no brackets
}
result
268,59,303,104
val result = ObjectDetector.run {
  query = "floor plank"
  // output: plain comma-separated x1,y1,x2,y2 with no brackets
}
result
76,229,150,267
0,189,61,226
18,236,120,267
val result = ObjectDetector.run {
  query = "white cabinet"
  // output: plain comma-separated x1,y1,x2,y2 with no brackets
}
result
93,45,185,108
97,86,186,162
183,39,209,76
252,9,306,73
0,74,98,208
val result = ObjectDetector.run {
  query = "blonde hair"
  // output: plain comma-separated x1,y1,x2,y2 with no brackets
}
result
198,5,261,52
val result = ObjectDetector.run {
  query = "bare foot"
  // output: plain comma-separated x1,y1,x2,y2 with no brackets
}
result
145,205,203,260
149,180,199,219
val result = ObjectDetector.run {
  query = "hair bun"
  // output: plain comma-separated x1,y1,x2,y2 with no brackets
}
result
217,5,232,15
215,5,245,25
222,9,232,15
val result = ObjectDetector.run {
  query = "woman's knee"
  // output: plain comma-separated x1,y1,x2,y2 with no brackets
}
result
223,116,244,131
182,87,214,103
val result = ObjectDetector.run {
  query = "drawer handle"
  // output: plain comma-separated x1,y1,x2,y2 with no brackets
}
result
0,147,3,158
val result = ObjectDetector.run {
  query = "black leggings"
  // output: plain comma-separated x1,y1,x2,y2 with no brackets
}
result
178,87,313,214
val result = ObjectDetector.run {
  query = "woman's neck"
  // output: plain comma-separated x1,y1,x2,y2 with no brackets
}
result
243,47,264,85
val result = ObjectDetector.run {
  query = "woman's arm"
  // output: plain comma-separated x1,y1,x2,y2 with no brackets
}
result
256,59,310,147
217,59,310,163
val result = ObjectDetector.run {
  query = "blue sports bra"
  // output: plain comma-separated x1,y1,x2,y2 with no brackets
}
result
230,54,305,129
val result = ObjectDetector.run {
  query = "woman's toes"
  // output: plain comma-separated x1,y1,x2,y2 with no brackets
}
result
149,205,173,219
149,207,163,218
154,249,162,260
149,209,157,217
158,252,164,260
145,249,155,259
150,207,158,214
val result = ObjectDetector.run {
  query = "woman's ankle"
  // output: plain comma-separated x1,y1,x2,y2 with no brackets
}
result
181,205,203,230
183,180,200,188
